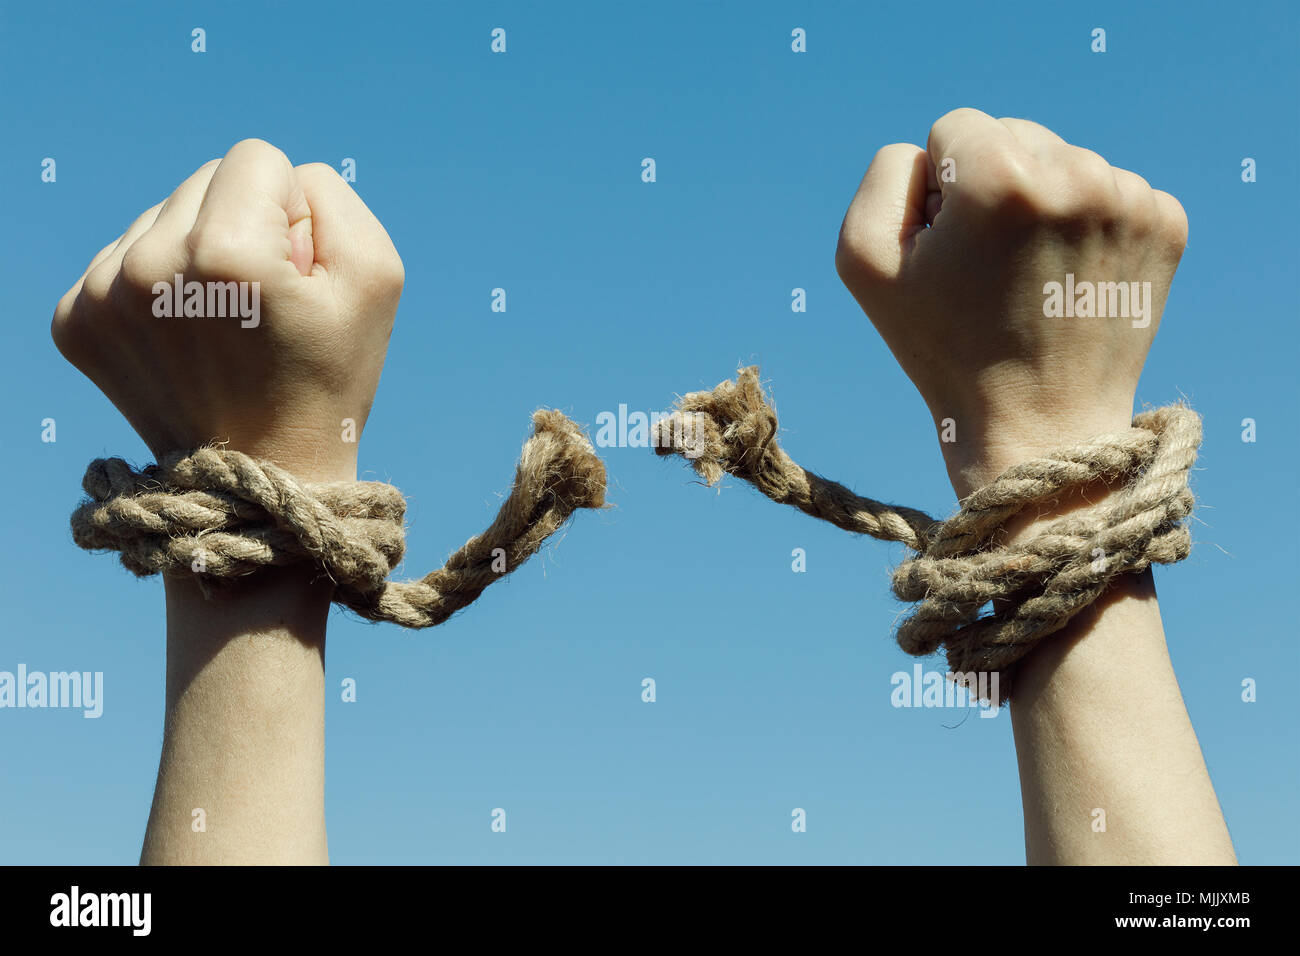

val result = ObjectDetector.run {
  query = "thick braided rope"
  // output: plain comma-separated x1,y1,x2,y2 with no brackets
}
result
71,410,607,628
652,367,1200,701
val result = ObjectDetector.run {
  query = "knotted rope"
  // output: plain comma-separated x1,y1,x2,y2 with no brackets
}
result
71,409,607,628
653,367,1200,701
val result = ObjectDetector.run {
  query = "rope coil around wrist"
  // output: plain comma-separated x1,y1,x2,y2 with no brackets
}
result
652,367,1200,702
70,410,607,628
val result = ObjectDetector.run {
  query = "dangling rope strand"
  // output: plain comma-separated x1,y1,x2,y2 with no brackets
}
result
653,367,1200,701
72,409,607,628
653,368,939,549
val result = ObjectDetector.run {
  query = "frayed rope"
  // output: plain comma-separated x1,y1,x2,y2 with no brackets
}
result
71,409,607,628
653,367,1200,701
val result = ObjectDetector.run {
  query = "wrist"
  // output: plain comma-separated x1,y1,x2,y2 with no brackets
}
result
163,564,332,657
162,566,333,707
145,421,361,485
935,402,1137,499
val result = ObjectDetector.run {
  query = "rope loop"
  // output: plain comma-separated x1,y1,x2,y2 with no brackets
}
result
72,410,607,628
653,367,1200,700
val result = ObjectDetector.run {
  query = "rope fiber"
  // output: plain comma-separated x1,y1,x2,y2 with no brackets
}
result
652,367,1201,701
71,409,607,628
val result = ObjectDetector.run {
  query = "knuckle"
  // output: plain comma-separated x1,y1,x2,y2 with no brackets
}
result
129,201,162,234
932,106,984,132
187,227,255,280
833,230,863,282
52,284,78,326
834,218,873,278
1154,191,1190,250
872,142,918,165
970,153,1043,217
1071,146,1111,170
927,107,990,152
297,161,345,184
225,137,286,163
834,226,889,292
1112,169,1158,232
50,297,77,354
1055,149,1121,221
80,261,116,302
361,246,405,300
118,238,165,292
1113,167,1152,194
87,238,119,269
379,248,405,290
51,288,93,363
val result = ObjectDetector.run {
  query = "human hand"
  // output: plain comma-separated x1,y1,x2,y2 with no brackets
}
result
835,108,1188,497
52,139,404,483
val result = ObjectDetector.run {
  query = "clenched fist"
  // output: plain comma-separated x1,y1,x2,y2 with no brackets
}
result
835,108,1188,497
52,139,404,483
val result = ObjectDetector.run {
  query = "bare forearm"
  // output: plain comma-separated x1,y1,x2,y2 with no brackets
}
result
953,451,1238,866
53,141,396,867
140,568,332,865
1011,569,1236,864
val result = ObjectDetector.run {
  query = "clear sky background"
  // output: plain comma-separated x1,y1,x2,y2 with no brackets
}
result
1,0,1296,864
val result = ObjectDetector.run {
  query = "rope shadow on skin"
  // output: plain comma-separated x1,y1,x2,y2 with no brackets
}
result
652,366,1201,702
71,409,608,628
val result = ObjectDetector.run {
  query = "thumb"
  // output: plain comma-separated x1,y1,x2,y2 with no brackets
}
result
835,143,935,291
293,163,403,299
190,139,315,281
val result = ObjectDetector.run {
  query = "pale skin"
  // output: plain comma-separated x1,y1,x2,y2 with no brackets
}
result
837,107,1235,864
53,140,402,864
53,111,1234,864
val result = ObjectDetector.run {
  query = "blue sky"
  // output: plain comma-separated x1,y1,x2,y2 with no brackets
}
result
1,0,1296,864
